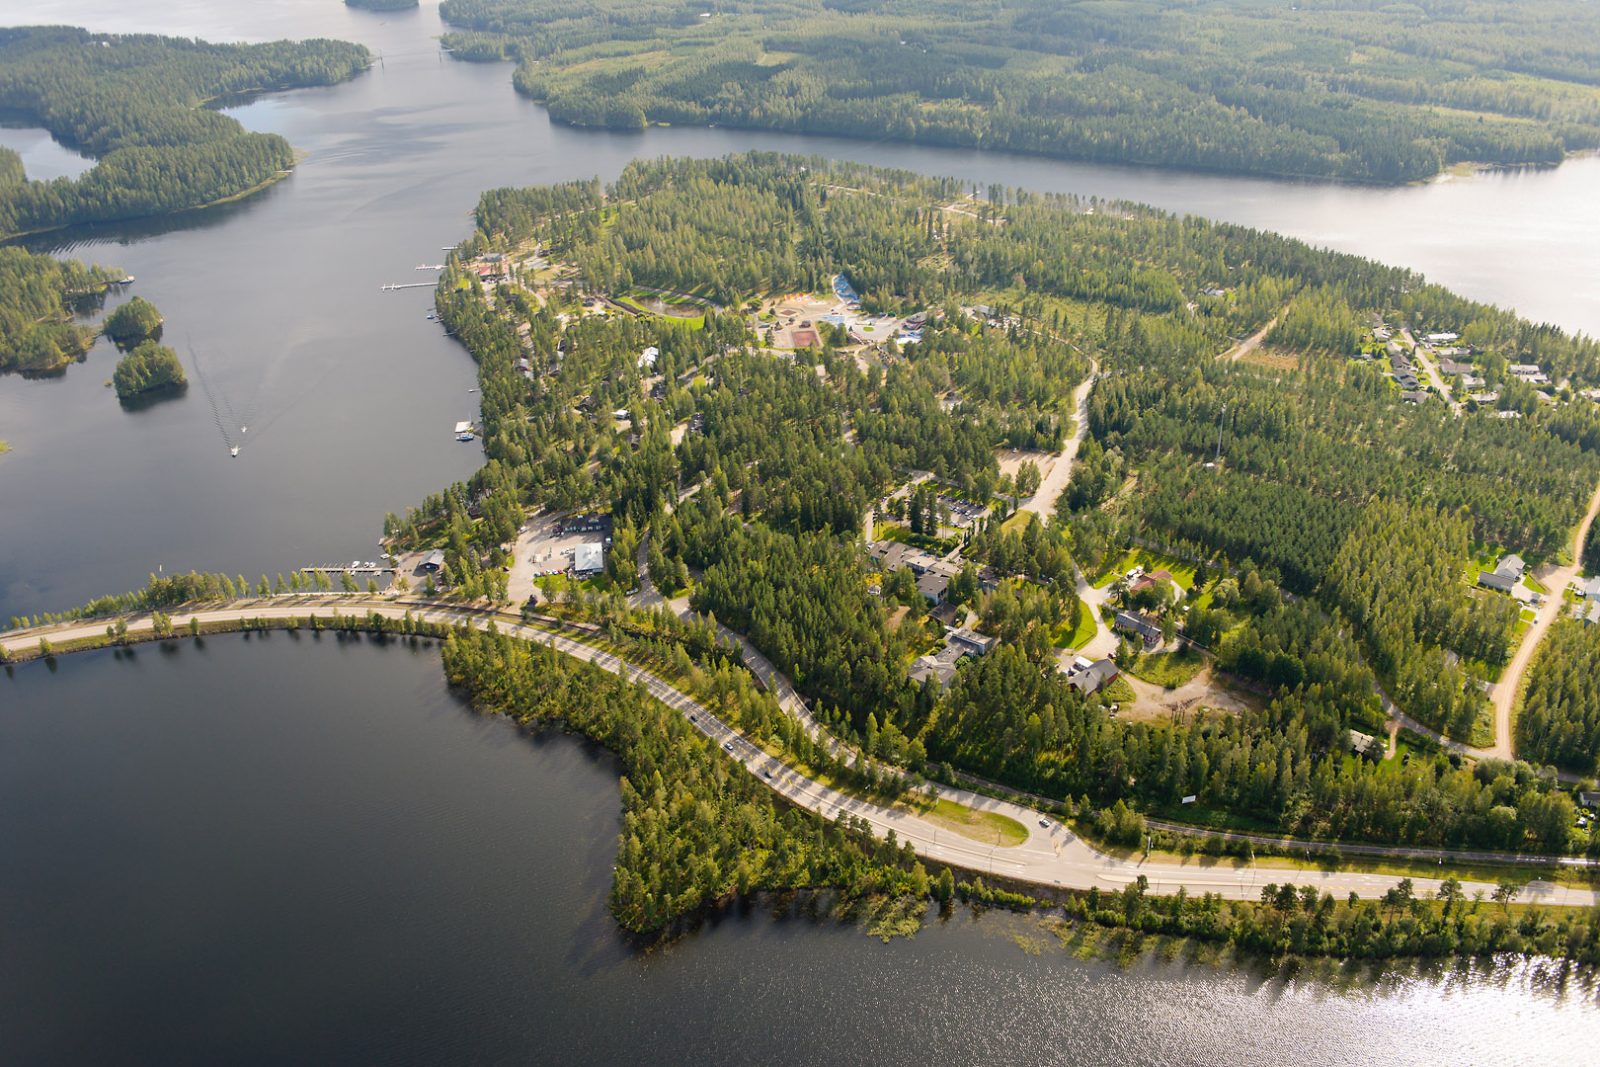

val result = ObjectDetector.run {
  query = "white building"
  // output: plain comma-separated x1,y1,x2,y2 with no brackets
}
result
573,542,605,577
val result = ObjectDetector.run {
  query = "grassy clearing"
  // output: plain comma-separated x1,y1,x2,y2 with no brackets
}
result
908,795,1030,846
1052,597,1098,651
1103,676,1137,706
1091,546,1199,590
1126,646,1206,689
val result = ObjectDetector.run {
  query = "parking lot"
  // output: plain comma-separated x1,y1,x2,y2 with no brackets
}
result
506,510,613,605
937,494,989,528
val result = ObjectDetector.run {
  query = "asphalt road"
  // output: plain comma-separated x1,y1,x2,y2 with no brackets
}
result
6,599,1597,907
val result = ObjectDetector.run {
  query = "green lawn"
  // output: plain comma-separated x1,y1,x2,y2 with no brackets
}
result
1126,646,1207,689
1090,546,1199,590
910,796,1031,847
1052,597,1098,650
873,521,957,555
1102,676,1137,706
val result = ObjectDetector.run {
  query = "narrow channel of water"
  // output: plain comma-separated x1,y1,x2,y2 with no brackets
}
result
0,124,95,182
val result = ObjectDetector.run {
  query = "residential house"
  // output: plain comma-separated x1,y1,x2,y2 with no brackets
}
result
917,571,950,604
949,628,997,656
1066,657,1120,696
1113,610,1163,648
1477,570,1516,593
1496,554,1527,582
1349,729,1381,757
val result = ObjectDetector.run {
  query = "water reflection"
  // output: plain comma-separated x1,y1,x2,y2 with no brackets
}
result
3,636,1595,1065
0,122,95,182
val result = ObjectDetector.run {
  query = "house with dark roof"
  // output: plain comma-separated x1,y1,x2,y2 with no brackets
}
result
917,571,950,604
1113,610,1163,649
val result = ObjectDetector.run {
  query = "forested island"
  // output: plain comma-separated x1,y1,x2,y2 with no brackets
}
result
382,149,1600,949
436,0,1600,183
0,27,370,237
0,245,125,375
111,341,186,401
103,296,163,348
346,0,419,9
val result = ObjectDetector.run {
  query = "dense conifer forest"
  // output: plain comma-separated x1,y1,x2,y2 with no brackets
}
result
1518,620,1600,776
0,27,369,236
437,0,1600,183
407,153,1600,860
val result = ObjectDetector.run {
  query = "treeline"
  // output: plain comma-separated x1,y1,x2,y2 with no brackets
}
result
0,245,124,375
0,27,369,235
438,0,1600,183
439,624,932,933
1517,619,1600,775
1051,877,1600,964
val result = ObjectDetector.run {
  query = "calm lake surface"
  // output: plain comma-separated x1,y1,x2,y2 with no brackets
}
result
3,2,1600,1057
3,637,1596,1066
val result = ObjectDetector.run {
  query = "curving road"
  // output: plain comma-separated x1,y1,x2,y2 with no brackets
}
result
5,598,1597,907
1484,480,1600,759
1021,360,1099,520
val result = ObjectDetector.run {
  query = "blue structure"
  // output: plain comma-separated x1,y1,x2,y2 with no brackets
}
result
833,273,859,304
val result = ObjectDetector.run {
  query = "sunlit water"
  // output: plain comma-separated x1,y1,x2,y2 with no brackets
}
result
3,637,1595,1066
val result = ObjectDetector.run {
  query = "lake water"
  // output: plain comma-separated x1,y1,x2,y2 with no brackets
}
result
0,124,96,182
3,0,1599,617
3,636,1596,1066
3,1,1600,1055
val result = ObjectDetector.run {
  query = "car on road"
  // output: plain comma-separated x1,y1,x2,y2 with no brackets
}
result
688,714,697,723
763,769,773,778
1038,818,1050,828
722,741,733,752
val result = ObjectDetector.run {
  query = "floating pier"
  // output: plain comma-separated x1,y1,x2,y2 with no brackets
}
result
380,282,435,291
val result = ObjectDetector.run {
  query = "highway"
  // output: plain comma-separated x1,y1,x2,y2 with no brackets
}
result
5,598,1598,908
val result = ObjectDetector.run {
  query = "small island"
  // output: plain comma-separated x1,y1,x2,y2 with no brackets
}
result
346,0,419,9
103,296,164,349
112,341,187,403
0,246,125,377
